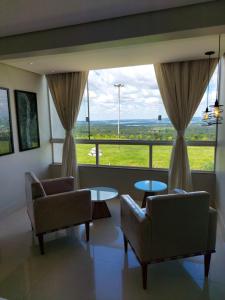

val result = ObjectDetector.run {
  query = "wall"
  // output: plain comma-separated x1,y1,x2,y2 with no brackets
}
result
0,63,51,217
49,164,216,205
216,55,225,236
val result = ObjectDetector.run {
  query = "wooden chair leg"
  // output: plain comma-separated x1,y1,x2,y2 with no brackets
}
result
141,263,148,290
85,222,90,242
123,234,128,253
204,253,211,277
37,234,44,255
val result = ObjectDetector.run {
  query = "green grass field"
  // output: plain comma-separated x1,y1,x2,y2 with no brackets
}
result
76,144,214,171
0,141,12,155
74,121,215,171
1,138,214,171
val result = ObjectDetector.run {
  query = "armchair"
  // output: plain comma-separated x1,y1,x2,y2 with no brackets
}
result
121,191,217,289
25,172,92,254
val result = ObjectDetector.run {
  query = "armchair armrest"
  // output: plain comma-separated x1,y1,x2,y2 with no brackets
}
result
173,189,187,194
208,207,217,251
121,195,146,222
120,195,151,261
41,176,74,195
34,189,91,234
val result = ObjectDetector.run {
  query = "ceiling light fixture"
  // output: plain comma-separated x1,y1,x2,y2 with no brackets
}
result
209,35,223,125
202,35,223,126
202,51,214,125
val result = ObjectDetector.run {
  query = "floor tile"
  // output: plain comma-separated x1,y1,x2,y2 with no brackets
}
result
0,199,224,300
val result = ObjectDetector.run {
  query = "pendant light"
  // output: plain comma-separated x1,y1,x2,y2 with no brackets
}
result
209,34,223,125
202,51,214,125
202,35,223,126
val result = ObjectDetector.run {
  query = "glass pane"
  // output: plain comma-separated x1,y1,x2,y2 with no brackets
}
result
50,65,217,146
187,66,217,141
99,145,149,167
87,66,175,141
53,143,63,163
153,145,215,171
186,122,216,142
74,85,89,139
152,145,172,169
76,144,96,164
88,70,118,139
188,146,215,171
0,88,13,155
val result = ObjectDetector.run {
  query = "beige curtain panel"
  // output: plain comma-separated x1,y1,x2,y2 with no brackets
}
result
47,72,88,186
154,58,217,191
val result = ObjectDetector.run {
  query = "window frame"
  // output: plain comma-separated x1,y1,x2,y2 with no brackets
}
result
49,66,218,173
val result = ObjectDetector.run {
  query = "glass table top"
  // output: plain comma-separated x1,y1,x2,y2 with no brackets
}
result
89,186,118,202
134,180,167,193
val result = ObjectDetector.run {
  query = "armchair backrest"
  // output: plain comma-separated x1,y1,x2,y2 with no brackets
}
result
146,191,210,259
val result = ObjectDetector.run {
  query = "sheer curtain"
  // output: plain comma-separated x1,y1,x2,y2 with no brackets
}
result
47,72,88,186
154,59,217,191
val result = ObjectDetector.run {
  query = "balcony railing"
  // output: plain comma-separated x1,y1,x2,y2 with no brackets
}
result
51,139,216,172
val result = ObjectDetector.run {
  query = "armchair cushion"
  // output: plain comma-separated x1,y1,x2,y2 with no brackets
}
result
41,176,74,195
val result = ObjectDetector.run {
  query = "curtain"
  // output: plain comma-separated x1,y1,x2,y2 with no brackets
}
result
154,58,217,191
47,72,88,186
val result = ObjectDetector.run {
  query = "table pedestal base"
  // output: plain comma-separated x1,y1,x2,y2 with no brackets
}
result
92,201,111,219
141,192,155,208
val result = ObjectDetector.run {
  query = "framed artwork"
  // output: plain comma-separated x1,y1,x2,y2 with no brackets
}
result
0,87,14,156
15,90,40,151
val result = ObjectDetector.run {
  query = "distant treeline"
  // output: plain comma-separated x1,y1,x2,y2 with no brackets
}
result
74,122,216,141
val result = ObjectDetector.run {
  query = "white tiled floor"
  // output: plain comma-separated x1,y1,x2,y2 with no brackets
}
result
0,199,225,300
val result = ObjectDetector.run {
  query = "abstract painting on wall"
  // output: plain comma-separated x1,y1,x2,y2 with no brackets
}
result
15,90,40,151
0,87,14,156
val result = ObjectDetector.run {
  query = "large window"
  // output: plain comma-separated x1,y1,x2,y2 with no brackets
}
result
50,64,217,171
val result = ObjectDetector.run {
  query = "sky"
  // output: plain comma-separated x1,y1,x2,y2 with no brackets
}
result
0,89,10,121
78,64,218,121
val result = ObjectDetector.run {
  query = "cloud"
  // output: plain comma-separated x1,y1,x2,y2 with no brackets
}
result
78,64,218,121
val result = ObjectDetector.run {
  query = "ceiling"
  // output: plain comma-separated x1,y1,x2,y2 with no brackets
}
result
2,34,225,74
0,0,213,37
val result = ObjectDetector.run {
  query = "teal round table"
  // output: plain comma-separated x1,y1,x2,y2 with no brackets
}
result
134,180,167,208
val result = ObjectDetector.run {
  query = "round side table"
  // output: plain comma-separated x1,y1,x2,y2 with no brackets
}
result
134,180,167,208
89,186,118,219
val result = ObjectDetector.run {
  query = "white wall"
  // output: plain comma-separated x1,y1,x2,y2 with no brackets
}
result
0,63,51,217
216,56,225,235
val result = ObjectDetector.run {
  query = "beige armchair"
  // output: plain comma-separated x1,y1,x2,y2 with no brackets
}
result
121,191,217,289
25,172,92,255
